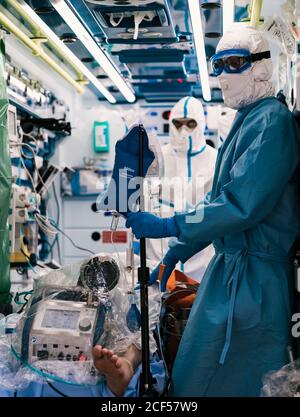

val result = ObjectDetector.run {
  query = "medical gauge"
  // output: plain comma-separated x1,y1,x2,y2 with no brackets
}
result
79,255,120,292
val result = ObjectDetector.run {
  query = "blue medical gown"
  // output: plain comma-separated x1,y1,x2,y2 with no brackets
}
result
168,97,300,397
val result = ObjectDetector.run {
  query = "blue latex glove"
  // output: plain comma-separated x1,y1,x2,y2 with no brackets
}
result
150,249,179,292
125,212,179,239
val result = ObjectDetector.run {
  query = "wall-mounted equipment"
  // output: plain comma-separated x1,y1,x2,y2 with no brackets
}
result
93,121,110,153
36,165,61,196
7,104,18,143
9,184,39,266
21,117,72,136
0,8,85,94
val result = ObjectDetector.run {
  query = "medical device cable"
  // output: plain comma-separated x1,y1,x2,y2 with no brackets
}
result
51,182,62,265
108,213,141,331
46,381,69,397
50,220,95,256
125,231,141,332
18,133,50,193
109,212,127,283
10,139,58,238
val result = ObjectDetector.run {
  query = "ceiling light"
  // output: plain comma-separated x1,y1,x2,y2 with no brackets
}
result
17,0,116,103
50,0,136,103
187,0,212,101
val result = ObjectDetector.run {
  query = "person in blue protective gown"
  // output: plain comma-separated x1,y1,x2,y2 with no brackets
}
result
125,24,300,397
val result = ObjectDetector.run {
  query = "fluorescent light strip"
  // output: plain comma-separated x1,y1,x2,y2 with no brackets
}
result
51,0,136,103
18,1,116,103
223,0,235,34
187,0,211,102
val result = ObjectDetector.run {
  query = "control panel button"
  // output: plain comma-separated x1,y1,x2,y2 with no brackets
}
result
37,350,48,359
79,318,92,332
79,353,87,361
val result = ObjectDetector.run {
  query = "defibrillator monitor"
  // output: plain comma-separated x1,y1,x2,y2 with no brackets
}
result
26,298,100,363
41,308,80,330
11,255,121,384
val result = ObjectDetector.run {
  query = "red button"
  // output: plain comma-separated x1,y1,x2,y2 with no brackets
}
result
79,354,87,361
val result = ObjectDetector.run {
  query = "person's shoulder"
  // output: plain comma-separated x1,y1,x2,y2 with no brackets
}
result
249,97,294,126
256,97,291,116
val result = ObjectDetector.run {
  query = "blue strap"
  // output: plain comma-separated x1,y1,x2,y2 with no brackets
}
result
183,96,206,182
183,96,192,118
187,136,192,180
216,246,292,365
190,145,206,158
187,141,206,181
219,249,245,364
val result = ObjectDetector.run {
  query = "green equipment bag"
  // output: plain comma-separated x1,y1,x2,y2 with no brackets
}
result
0,34,12,314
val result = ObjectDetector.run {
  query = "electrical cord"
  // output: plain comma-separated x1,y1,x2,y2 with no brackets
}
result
14,290,33,305
20,247,37,274
50,220,95,256
47,381,69,397
42,238,54,260
52,182,60,225
51,182,62,265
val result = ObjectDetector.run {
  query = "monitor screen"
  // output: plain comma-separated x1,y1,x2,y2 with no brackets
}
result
41,309,80,330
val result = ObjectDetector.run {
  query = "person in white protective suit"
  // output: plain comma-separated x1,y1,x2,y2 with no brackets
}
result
146,96,217,282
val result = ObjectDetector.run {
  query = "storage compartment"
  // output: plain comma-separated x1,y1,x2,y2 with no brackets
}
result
84,0,177,43
96,7,168,29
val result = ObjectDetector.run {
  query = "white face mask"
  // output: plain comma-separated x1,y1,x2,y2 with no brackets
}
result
218,70,275,110
171,125,197,153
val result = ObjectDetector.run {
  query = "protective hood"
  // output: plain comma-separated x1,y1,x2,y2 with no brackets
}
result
218,107,237,143
216,24,275,110
169,96,206,154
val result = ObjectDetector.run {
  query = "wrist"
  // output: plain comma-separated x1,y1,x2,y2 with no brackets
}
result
164,248,179,266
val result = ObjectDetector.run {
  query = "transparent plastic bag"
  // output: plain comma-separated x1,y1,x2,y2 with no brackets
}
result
0,253,161,389
261,360,300,397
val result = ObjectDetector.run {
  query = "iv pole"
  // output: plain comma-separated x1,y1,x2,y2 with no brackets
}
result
138,124,156,396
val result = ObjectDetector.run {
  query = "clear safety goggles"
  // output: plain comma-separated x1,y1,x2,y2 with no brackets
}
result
210,48,271,76
172,118,198,130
